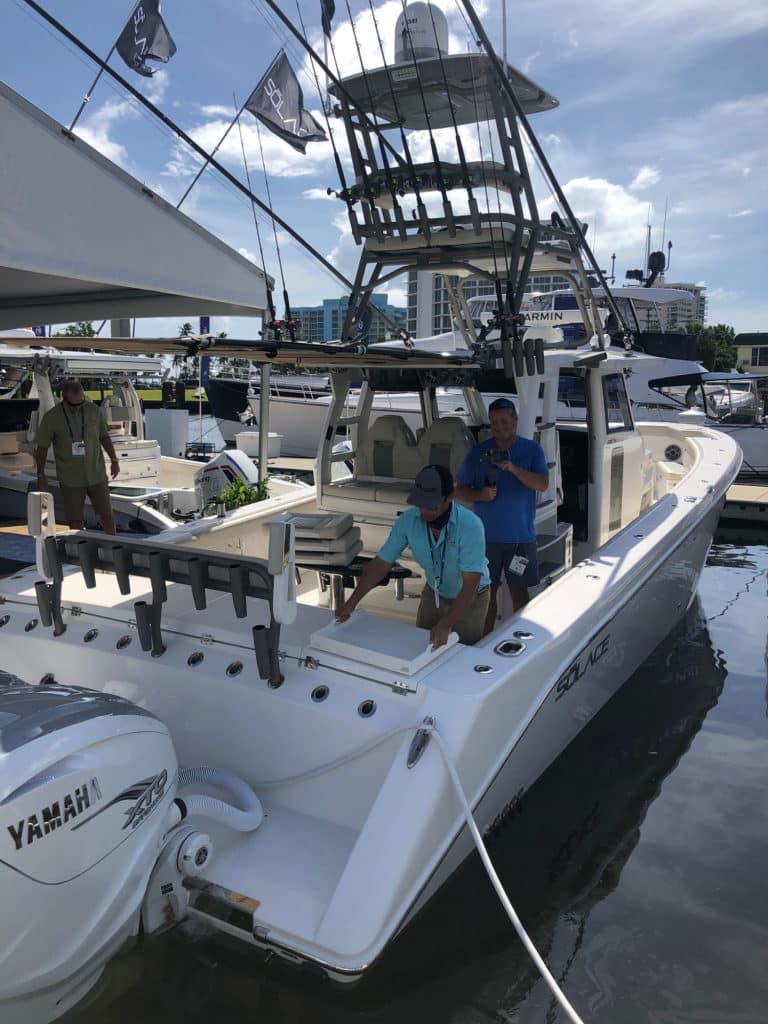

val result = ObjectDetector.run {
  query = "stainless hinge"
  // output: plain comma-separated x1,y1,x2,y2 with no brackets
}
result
69,605,83,617
299,655,319,670
391,680,410,695
200,634,215,647
0,595,6,605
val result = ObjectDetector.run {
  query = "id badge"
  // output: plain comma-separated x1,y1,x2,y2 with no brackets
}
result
509,554,529,576
71,441,85,457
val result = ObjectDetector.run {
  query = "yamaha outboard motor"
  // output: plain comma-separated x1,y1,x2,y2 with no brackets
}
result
0,680,179,1023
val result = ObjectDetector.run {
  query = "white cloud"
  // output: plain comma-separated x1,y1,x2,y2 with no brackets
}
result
728,209,753,218
302,187,337,201
629,165,661,191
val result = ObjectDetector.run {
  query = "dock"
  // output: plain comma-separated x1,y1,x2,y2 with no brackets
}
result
722,482,768,525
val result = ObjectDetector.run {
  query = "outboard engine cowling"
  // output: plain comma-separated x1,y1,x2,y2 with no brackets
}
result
194,448,262,508
0,682,178,1023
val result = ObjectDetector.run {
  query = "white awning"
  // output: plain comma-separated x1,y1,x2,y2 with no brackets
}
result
0,81,271,331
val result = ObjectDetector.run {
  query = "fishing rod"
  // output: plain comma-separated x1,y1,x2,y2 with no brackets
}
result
456,0,625,329
363,0,433,241
233,93,279,337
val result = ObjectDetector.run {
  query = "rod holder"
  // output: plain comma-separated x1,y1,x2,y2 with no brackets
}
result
113,545,131,595
77,540,97,588
148,552,168,604
34,578,65,637
229,564,247,618
535,337,545,375
524,337,536,376
252,623,283,688
135,600,165,657
188,557,207,610
512,336,524,378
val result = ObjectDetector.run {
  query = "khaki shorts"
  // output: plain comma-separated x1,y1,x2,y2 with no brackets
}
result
416,584,490,646
60,481,113,525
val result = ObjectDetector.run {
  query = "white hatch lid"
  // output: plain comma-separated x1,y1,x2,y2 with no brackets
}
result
309,611,458,676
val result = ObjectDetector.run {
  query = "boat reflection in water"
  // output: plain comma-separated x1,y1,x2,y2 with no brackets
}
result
64,599,726,1023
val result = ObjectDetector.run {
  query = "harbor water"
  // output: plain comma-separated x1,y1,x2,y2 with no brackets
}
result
58,532,768,1024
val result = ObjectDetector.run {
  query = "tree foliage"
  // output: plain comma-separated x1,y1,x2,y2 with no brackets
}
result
684,321,737,371
53,321,96,337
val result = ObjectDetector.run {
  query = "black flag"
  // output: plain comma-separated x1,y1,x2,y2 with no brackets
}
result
321,0,335,37
245,51,327,155
115,0,177,78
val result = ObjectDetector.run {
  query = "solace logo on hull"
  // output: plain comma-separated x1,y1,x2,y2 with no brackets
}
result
554,635,611,702
6,778,102,852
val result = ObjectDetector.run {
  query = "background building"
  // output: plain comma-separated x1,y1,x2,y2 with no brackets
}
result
291,294,406,343
733,332,768,371
407,270,570,337
407,270,708,337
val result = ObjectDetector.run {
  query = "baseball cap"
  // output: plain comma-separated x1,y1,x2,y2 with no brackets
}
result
488,397,517,414
407,464,454,509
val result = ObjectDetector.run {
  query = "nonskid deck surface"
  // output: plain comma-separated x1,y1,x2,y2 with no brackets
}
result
195,806,359,941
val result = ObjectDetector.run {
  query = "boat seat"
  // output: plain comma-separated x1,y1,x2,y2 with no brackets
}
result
416,416,474,476
322,414,421,513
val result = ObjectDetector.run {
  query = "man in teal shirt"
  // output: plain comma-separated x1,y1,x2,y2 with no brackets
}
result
335,464,490,648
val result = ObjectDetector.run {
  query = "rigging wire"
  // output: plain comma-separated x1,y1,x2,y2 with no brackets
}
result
363,0,433,237
395,0,455,235
293,1,352,208
253,112,295,338
233,92,277,331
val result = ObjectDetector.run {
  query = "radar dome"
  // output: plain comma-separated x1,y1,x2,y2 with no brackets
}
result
394,3,449,63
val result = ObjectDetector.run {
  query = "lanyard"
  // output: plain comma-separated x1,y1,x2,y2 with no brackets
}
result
62,403,86,443
427,520,449,604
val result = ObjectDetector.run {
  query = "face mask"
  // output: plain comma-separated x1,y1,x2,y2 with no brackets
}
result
429,503,452,530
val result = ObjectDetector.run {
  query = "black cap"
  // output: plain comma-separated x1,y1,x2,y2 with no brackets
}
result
407,464,454,509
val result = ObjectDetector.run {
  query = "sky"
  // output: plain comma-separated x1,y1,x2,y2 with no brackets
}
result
3,0,767,339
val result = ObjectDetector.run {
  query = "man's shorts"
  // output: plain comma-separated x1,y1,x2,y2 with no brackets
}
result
486,541,539,589
60,481,113,525
416,584,490,646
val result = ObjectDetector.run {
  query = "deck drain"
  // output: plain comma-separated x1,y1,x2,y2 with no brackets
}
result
358,699,377,718
474,664,492,673
494,639,526,657
188,651,205,667
0,615,9,628
116,635,132,650
226,661,243,677
83,629,99,643
311,685,329,703
24,619,38,632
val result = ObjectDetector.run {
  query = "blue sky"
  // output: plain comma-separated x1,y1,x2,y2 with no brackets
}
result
3,0,767,338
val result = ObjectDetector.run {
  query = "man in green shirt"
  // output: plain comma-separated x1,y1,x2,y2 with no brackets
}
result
34,379,120,534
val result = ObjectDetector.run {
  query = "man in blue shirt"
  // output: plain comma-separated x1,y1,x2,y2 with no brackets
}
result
456,397,548,627
335,464,491,648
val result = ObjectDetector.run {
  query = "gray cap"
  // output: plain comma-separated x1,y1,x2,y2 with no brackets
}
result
407,464,454,509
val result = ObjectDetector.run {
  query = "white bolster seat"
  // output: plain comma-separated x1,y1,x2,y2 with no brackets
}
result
322,414,422,513
416,416,475,476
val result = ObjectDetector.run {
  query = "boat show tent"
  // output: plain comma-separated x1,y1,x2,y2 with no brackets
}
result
0,81,270,331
